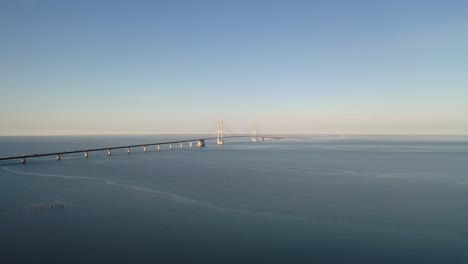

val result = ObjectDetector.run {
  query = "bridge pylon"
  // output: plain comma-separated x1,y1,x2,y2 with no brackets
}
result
252,126,257,142
217,120,224,145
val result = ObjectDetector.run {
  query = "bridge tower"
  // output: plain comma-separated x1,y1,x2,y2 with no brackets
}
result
217,119,224,145
252,126,257,142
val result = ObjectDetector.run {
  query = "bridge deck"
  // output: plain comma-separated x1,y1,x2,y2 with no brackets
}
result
0,135,270,161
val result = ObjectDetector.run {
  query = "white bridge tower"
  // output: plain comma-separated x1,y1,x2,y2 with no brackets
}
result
217,119,224,145
252,126,257,142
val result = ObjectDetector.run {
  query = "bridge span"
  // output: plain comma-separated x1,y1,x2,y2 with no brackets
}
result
0,120,281,164
0,136,228,164
0,137,281,164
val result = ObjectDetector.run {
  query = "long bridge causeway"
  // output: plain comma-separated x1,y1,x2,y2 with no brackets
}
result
0,120,280,164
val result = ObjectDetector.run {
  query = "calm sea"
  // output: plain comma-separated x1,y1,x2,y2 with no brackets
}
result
1,135,467,263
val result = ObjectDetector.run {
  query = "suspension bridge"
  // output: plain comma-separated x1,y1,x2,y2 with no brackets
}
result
0,120,280,164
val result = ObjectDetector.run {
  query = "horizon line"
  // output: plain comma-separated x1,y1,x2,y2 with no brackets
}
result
0,133,467,137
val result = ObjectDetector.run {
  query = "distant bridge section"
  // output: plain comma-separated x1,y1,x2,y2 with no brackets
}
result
0,120,282,164
0,135,282,164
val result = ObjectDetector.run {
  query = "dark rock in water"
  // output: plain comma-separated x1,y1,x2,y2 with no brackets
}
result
49,202,65,209
26,200,67,214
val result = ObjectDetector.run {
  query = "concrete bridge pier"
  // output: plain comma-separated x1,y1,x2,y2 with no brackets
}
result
169,144,173,150
179,142,183,149
189,141,193,148
56,154,61,161
21,157,26,164
197,139,205,147
107,149,112,156
157,145,161,151
127,147,131,154
217,120,224,145
84,151,89,158
143,146,147,152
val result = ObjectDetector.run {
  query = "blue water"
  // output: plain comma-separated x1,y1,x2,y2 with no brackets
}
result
1,135,468,263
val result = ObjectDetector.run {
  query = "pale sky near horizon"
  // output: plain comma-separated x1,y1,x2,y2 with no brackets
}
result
1,0,467,135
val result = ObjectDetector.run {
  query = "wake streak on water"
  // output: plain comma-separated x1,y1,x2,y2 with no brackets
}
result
105,180,309,221
104,181,223,210
1,167,465,241
2,167,110,181
1,166,303,221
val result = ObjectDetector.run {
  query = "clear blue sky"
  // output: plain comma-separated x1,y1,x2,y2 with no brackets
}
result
1,0,467,135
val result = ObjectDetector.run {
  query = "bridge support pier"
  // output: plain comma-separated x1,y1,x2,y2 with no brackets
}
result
217,120,224,145
197,139,205,148
189,141,193,148
56,154,61,161
127,147,131,154
157,145,161,151
143,146,147,152
252,126,257,142
179,142,183,149
169,144,173,150
84,151,89,158
107,149,112,156
21,157,26,164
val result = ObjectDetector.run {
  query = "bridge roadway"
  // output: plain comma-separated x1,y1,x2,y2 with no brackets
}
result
0,135,280,162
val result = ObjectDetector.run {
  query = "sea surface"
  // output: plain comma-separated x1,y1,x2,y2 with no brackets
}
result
1,135,467,263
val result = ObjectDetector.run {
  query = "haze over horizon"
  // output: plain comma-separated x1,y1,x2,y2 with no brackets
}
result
1,0,467,136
